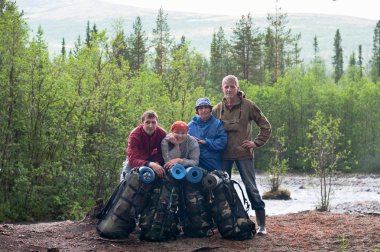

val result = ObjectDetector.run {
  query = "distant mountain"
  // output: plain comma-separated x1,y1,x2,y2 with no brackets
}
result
17,0,377,66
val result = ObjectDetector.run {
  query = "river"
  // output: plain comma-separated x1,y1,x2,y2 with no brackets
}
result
231,173,380,216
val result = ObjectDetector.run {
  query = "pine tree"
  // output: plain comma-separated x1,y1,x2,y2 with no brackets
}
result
263,27,275,70
291,33,303,66
61,37,66,59
152,7,173,75
210,26,231,85
264,4,300,84
332,29,344,83
370,20,380,82
230,13,260,82
349,52,356,67
313,35,319,63
110,19,127,68
127,16,148,73
73,35,82,57
358,44,363,78
85,20,91,48
347,51,358,81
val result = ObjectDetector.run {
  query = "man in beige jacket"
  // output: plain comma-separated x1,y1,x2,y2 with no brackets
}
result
213,75,272,235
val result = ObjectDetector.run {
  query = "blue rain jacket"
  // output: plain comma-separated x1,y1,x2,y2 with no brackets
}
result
188,115,227,171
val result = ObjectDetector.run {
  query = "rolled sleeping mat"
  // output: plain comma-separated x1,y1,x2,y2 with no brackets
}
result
170,163,186,180
138,166,156,184
185,166,204,183
202,172,223,189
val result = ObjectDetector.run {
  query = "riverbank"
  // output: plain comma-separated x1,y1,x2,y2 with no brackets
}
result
1,211,379,251
1,173,379,251
238,173,380,216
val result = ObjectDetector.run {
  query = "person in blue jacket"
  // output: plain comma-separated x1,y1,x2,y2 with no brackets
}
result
188,97,227,171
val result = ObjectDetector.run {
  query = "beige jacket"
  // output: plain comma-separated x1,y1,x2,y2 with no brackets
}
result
212,93,271,160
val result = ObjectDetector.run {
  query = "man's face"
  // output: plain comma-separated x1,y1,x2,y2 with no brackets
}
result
197,106,212,122
222,82,239,99
142,117,158,136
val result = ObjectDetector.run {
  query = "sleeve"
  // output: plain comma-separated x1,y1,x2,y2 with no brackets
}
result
250,101,272,147
204,121,227,151
182,136,200,167
212,104,221,118
127,133,147,167
161,134,182,163
152,129,166,164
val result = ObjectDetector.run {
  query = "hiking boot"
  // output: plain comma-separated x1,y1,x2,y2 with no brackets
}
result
255,209,267,236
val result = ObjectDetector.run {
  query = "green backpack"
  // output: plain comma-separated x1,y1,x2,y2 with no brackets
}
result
139,175,180,242
96,169,153,239
179,178,213,237
207,170,256,240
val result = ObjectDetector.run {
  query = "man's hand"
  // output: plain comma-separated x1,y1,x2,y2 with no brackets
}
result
241,140,257,150
149,162,166,178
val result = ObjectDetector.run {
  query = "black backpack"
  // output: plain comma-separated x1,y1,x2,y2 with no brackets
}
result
206,170,256,240
96,168,154,239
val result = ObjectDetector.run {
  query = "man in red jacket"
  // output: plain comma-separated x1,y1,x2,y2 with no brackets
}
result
120,110,167,180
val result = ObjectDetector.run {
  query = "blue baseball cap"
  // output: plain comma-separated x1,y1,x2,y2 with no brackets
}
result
195,98,212,109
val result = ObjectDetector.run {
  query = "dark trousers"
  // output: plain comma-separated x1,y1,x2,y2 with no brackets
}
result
222,159,265,210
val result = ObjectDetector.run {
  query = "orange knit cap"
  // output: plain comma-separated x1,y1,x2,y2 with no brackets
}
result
170,121,189,132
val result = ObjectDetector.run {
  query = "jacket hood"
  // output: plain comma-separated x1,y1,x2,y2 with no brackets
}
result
191,115,214,126
238,90,246,98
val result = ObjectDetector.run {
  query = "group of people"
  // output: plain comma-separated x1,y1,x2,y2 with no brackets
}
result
121,75,272,236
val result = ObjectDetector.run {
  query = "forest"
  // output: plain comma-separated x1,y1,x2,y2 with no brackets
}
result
1,0,380,222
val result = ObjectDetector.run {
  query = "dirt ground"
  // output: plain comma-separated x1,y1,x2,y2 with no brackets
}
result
1,211,379,252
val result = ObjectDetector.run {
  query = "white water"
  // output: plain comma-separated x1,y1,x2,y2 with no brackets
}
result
231,174,380,216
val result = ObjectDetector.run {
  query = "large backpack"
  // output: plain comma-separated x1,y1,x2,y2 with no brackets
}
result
96,168,154,239
179,173,213,238
206,170,256,240
139,175,180,242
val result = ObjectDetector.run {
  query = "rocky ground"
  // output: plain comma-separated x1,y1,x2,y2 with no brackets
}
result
1,211,379,252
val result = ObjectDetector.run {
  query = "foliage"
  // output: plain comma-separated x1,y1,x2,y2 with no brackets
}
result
299,111,351,211
262,188,291,200
372,244,380,252
1,1,380,222
265,124,289,192
338,234,348,252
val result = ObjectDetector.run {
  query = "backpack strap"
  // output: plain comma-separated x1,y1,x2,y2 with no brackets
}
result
231,180,250,212
97,180,126,219
159,182,176,238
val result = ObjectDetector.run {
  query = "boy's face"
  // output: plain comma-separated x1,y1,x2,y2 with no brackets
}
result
142,116,157,136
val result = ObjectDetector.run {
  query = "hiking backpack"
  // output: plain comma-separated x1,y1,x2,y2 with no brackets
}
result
179,168,213,238
139,175,181,242
96,168,154,239
206,170,256,240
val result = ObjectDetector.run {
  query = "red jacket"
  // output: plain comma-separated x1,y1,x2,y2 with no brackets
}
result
127,124,167,168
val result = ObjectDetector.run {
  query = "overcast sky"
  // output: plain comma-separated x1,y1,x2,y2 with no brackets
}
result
102,0,379,20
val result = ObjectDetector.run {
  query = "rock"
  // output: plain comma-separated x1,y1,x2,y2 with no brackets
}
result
47,248,59,252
